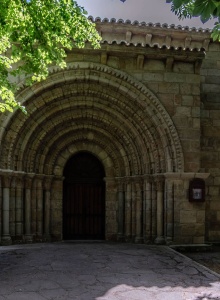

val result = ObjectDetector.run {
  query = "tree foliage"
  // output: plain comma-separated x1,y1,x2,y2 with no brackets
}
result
167,0,220,41
0,0,101,113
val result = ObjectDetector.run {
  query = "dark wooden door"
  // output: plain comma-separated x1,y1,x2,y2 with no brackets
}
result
63,152,105,240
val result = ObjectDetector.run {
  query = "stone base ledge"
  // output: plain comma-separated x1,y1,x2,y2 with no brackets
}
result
169,244,213,252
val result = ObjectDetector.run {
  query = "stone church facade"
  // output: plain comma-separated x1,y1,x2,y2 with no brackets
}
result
0,18,220,245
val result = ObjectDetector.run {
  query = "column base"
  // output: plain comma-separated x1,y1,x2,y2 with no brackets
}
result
165,237,173,245
135,236,144,244
24,235,33,243
1,236,12,245
117,234,125,242
43,234,51,242
154,236,166,245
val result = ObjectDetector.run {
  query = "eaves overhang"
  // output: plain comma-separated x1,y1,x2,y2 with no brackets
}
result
89,17,212,52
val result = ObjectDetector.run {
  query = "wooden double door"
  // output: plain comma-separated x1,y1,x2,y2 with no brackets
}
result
63,152,105,240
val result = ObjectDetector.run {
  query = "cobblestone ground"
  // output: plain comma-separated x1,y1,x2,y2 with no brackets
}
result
0,242,220,300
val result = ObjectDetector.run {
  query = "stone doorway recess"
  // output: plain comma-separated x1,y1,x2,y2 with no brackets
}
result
63,152,106,240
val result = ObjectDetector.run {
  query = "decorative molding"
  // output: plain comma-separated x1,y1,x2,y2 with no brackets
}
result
0,62,184,175
88,17,211,51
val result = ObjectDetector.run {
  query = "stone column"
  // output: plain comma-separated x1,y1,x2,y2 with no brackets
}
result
15,176,24,241
135,178,143,243
151,179,157,240
125,180,132,242
36,176,43,240
131,180,136,242
117,179,125,241
10,176,16,239
143,176,152,243
105,177,117,241
43,177,53,240
24,175,34,242
155,176,165,244
2,174,12,245
31,178,37,238
165,179,174,244
51,176,63,241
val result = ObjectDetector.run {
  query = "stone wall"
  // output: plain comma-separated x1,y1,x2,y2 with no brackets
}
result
0,21,218,245
201,42,220,243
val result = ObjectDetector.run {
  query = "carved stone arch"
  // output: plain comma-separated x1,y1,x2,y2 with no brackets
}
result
54,143,116,178
0,61,184,175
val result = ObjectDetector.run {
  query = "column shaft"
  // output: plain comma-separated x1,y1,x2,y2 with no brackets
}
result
16,179,23,238
135,181,143,243
25,188,32,240
155,178,165,244
125,182,131,241
44,190,51,237
2,187,11,243
144,179,152,242
117,190,125,240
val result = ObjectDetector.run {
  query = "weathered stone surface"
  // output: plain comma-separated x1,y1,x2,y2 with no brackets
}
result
0,20,220,245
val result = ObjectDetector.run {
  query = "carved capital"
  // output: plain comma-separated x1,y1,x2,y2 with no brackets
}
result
43,176,54,190
24,174,35,189
1,175,12,188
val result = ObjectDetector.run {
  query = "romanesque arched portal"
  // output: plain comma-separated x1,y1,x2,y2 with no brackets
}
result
0,62,184,244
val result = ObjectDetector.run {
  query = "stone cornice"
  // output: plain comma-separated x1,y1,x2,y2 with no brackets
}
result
90,17,212,51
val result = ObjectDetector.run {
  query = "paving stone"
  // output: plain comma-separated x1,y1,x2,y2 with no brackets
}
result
0,243,220,300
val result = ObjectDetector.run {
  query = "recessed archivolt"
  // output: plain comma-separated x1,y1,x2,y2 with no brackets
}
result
21,115,150,176
12,100,164,175
28,128,132,177
0,62,184,174
51,140,122,177
6,89,163,174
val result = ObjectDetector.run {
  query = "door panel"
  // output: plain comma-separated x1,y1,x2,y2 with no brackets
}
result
63,152,105,240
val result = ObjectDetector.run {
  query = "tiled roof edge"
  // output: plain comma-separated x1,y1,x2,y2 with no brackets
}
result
88,16,212,33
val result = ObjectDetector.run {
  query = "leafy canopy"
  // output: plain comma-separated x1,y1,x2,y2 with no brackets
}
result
167,0,220,41
0,0,101,113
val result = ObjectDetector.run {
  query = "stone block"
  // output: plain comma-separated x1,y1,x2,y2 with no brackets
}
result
164,72,186,83
144,59,165,71
143,73,164,82
173,117,192,128
203,83,220,93
175,107,191,117
182,95,194,106
205,76,220,84
146,83,159,93
209,110,220,119
208,43,220,51
180,224,195,236
193,236,205,244
185,74,201,84
209,186,219,196
196,210,205,223
202,59,218,69
173,62,194,74
195,224,205,236
214,177,220,185
192,107,200,117
210,200,220,210
107,56,120,68
158,82,179,94
179,83,191,95
206,93,220,104
193,118,200,129
180,210,197,224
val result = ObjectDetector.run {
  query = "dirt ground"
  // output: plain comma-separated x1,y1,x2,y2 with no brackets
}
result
181,246,220,275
